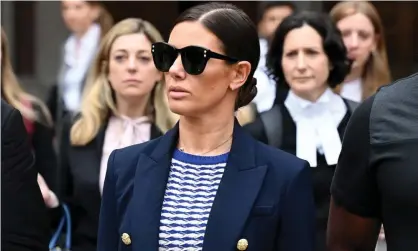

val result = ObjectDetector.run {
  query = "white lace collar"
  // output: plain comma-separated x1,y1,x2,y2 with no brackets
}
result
284,88,347,167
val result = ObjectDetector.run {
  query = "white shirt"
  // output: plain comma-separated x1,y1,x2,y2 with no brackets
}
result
340,78,362,102
284,88,347,167
252,38,276,113
99,115,151,194
62,23,101,112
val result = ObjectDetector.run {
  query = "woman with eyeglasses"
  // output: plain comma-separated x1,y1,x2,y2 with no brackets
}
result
97,2,315,251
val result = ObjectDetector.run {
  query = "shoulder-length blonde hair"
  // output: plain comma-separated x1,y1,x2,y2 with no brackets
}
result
70,18,178,146
330,1,391,99
1,28,53,126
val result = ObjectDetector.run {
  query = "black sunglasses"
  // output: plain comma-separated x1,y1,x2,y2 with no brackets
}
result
151,42,239,75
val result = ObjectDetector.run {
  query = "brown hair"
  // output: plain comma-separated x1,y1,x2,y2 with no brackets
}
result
88,1,114,37
330,1,391,100
175,2,260,111
236,78,257,110
1,27,53,126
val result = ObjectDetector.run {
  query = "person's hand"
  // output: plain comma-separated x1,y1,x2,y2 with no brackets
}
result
37,174,51,202
378,225,385,241
37,174,59,208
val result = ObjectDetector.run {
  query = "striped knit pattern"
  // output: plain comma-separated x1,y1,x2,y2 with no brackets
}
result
158,149,229,251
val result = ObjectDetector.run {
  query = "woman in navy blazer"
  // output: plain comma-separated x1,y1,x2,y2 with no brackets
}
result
97,2,315,251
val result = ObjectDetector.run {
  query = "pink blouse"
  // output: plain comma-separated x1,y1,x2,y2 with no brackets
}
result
99,115,151,194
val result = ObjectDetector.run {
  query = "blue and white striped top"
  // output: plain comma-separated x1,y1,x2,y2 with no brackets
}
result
158,149,229,251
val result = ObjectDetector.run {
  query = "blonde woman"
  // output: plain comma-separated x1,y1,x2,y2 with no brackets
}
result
330,1,391,102
1,28,58,208
55,18,177,251
47,0,114,131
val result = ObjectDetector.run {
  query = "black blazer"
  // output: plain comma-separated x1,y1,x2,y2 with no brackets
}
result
58,115,162,251
45,84,62,127
1,99,49,251
27,102,58,193
97,120,316,251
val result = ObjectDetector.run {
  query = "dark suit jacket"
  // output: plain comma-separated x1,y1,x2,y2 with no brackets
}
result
1,99,49,251
97,120,315,251
25,102,58,193
58,115,162,251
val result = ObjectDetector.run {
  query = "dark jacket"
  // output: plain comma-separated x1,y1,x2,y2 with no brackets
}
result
26,102,58,193
58,115,162,251
1,99,49,251
97,120,316,251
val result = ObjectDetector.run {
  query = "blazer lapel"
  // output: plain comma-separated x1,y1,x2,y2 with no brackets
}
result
128,120,267,250
130,123,179,250
68,122,107,204
203,120,268,251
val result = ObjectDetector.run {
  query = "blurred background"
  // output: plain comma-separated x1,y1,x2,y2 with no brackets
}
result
1,1,417,100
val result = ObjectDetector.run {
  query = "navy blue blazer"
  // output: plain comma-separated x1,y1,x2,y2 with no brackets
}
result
97,120,315,251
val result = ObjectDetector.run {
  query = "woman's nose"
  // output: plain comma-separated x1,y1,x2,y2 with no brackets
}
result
296,53,307,70
168,55,186,80
127,57,138,73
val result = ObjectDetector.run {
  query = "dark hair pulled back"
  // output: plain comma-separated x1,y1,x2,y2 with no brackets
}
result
174,2,260,110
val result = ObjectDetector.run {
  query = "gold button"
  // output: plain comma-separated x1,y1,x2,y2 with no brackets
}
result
237,238,248,250
121,233,131,245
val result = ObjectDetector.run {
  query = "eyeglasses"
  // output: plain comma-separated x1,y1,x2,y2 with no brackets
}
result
151,42,239,75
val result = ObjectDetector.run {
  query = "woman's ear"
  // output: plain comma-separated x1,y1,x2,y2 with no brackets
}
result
229,61,251,91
